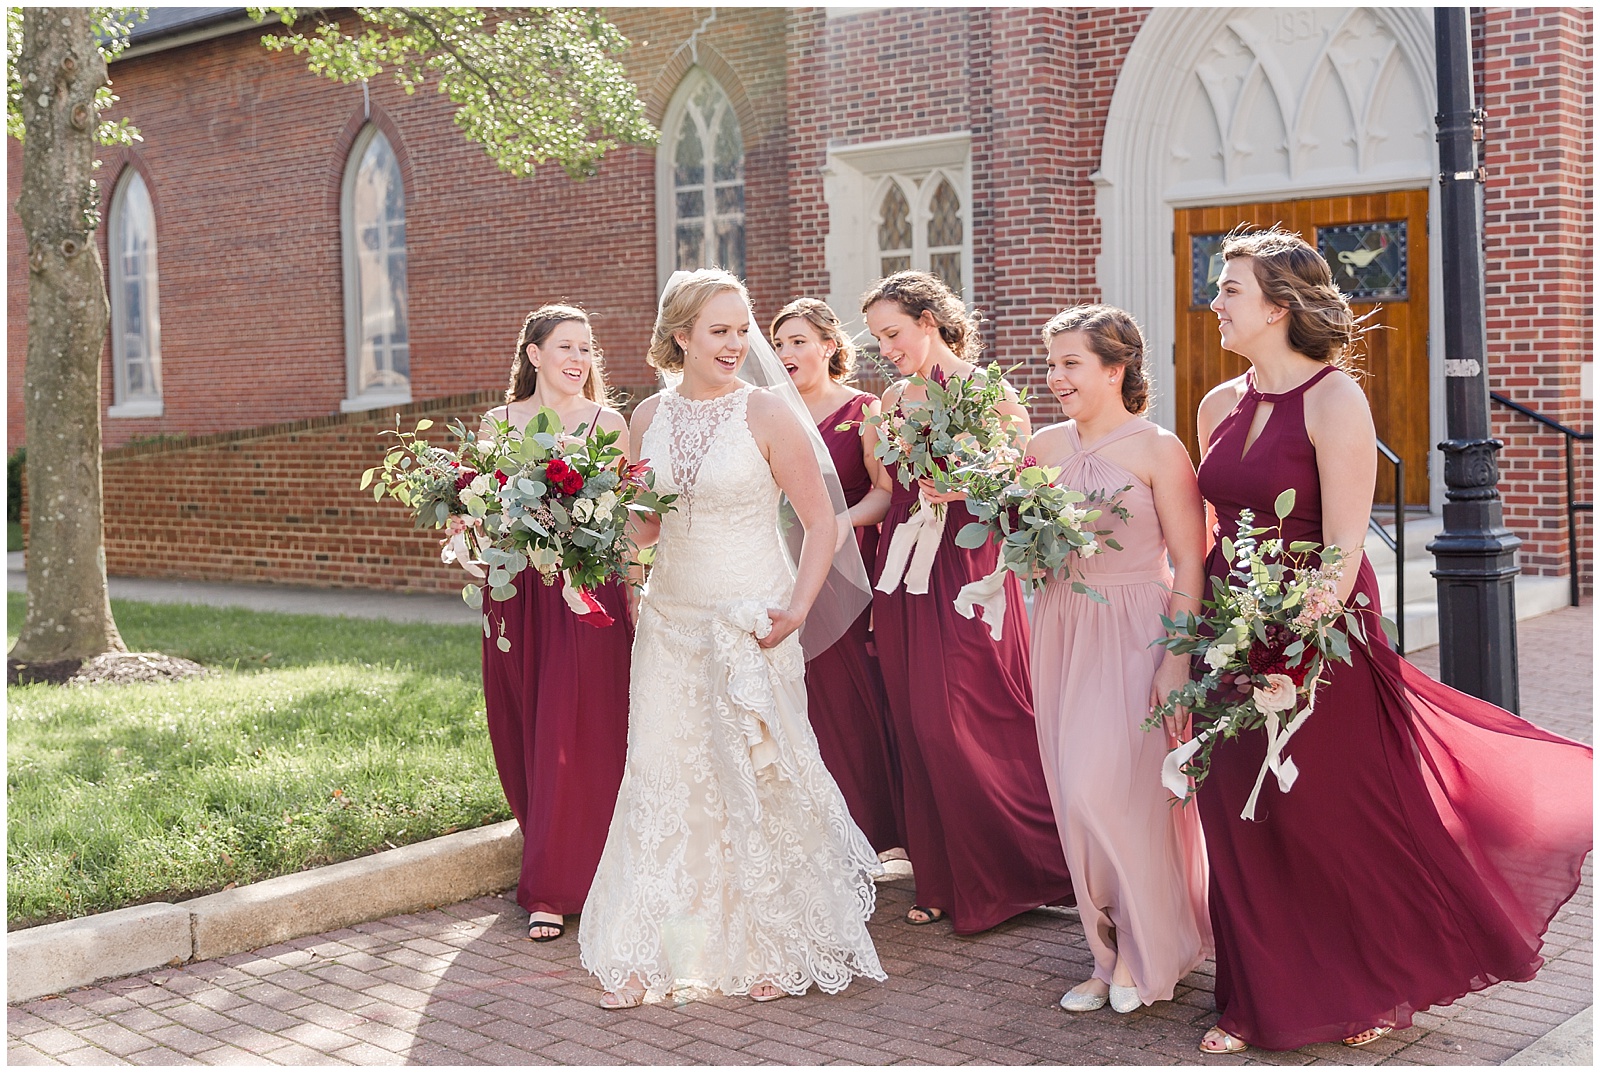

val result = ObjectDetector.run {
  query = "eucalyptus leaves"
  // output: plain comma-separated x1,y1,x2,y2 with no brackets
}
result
362,408,675,641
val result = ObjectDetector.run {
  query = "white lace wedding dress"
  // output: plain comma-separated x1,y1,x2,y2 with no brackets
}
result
578,383,885,1000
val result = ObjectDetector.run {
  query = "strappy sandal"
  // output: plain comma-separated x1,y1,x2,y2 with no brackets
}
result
1343,1026,1392,1047
599,987,646,1010
1199,1026,1248,1054
905,905,946,925
528,913,565,943
750,983,788,1003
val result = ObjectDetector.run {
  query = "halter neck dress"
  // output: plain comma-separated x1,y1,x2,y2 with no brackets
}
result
1195,366,1592,1049
1031,416,1210,1005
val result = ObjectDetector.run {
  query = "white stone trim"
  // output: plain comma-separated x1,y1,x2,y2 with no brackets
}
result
824,131,972,341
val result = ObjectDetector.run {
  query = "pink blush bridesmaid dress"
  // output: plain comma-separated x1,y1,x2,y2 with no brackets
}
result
1031,416,1211,1006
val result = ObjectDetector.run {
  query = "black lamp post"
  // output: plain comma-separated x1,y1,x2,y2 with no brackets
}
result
1427,6,1521,712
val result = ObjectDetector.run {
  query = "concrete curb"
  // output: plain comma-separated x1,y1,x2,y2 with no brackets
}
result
7,820,521,1005
1502,1005,1592,1066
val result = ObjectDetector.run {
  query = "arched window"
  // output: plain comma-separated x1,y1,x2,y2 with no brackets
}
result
872,170,967,297
877,182,912,276
108,169,162,417
659,69,744,283
341,125,410,410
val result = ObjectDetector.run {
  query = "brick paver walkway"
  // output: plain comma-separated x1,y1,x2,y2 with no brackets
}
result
9,606,1591,1066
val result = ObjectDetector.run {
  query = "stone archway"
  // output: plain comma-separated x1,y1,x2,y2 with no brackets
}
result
1095,6,1440,488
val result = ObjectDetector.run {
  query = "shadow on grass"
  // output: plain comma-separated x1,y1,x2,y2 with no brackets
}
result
6,592,511,929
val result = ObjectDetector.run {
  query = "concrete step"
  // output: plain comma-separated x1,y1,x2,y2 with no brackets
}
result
1388,573,1572,653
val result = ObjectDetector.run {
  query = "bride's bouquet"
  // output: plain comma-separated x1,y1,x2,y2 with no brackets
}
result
858,362,1024,595
362,410,676,641
1145,489,1393,819
944,452,1128,639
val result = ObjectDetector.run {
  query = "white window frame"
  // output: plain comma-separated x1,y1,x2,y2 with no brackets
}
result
107,169,163,418
655,67,745,290
823,132,973,342
340,124,412,413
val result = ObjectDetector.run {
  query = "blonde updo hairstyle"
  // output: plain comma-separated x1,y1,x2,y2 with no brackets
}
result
1221,226,1364,371
860,270,983,361
647,267,750,373
1040,304,1151,416
507,304,612,406
770,297,858,382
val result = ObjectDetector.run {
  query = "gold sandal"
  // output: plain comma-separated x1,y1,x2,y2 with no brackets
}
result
1343,1026,1392,1047
1199,1026,1248,1054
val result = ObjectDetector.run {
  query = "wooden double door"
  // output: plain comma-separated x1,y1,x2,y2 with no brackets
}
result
1173,189,1431,506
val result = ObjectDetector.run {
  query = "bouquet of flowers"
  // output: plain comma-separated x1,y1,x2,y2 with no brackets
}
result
1145,489,1394,820
857,362,1025,595
944,452,1129,639
362,409,676,644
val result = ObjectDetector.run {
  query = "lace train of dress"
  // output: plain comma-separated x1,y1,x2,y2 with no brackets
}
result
578,385,885,999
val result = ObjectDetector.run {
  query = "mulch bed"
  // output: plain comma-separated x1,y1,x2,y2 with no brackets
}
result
8,652,208,687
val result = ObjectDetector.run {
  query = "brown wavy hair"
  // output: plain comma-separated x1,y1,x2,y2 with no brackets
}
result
1221,226,1366,372
860,270,983,361
647,268,749,373
1040,304,1151,416
506,304,612,405
770,297,858,382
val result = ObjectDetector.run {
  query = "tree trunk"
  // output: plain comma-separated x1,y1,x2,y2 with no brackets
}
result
9,8,125,663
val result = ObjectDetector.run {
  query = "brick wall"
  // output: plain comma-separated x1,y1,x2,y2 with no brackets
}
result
8,6,1590,593
85,394,502,593
1475,7,1593,589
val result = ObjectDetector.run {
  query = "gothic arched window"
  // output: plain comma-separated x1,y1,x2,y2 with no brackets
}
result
660,69,745,281
108,169,163,416
342,126,410,409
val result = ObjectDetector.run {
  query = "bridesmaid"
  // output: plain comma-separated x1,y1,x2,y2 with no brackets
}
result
770,297,905,855
479,305,633,942
1193,228,1592,1053
862,271,1074,933
1026,305,1211,1014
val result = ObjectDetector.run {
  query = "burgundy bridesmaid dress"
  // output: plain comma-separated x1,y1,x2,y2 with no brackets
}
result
873,459,1075,934
805,393,905,853
1195,365,1592,1050
480,576,632,918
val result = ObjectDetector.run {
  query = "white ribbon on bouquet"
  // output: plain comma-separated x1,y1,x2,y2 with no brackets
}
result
953,549,1010,640
1160,675,1322,822
875,493,947,596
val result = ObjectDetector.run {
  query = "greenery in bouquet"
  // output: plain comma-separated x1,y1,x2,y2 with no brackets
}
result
1145,489,1395,808
361,409,676,641
950,453,1130,604
858,361,1025,510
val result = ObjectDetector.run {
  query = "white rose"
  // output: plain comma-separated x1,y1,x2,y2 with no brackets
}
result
1203,643,1236,670
595,490,619,516
467,473,495,496
1079,540,1100,557
571,498,593,523
1252,673,1298,716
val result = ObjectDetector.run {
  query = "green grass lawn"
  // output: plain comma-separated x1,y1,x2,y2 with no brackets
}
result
7,520,21,553
6,591,507,929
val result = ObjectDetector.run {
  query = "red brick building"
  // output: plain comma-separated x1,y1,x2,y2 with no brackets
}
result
7,7,1591,595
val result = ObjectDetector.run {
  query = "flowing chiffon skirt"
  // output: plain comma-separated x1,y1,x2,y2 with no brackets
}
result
874,481,1074,934
480,576,632,916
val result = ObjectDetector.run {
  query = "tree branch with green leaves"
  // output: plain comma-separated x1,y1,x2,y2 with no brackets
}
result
249,6,658,180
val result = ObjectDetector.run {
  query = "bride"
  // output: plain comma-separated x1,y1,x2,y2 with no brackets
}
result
578,269,886,1008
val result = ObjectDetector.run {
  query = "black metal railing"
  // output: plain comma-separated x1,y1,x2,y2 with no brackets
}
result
1490,392,1593,606
1367,437,1406,652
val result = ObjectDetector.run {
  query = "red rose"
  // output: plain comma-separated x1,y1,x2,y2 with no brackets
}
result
494,470,508,487
545,459,572,482
453,469,478,491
